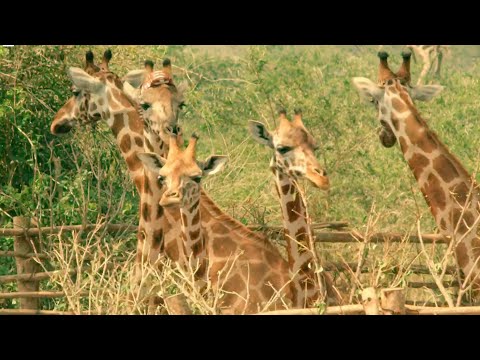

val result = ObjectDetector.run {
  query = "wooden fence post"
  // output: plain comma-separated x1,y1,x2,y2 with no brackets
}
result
380,288,406,315
164,294,193,315
361,287,380,315
13,217,41,310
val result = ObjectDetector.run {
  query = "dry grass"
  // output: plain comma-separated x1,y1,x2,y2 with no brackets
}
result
3,45,480,313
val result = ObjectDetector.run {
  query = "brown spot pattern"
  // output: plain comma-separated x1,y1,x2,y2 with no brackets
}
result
111,114,124,137
142,203,151,222
145,139,155,152
134,137,143,147
392,97,408,113
128,112,143,134
189,199,200,213
440,218,447,231
165,241,179,262
213,236,238,258
144,177,154,197
120,135,131,153
433,154,459,183
449,182,471,206
191,240,204,256
399,136,409,154
156,204,164,220
281,183,291,195
295,227,308,243
456,242,470,269
126,154,141,171
408,153,429,180
189,229,200,240
191,211,200,226
222,274,244,292
153,229,164,249
265,249,281,268
391,117,399,131
422,174,446,215
286,194,302,222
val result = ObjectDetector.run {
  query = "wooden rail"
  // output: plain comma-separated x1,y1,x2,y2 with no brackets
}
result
259,304,480,315
0,291,89,299
0,218,463,315
0,221,449,244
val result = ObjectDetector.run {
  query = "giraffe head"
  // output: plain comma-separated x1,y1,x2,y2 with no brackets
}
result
352,51,444,148
122,58,188,145
248,109,329,190
137,134,228,207
50,49,125,135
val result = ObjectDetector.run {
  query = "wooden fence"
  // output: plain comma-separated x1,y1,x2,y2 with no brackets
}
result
0,216,477,315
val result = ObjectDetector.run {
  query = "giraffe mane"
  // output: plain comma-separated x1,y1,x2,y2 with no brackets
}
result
397,84,475,182
199,190,280,251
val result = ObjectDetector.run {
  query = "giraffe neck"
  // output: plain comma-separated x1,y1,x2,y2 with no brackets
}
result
198,188,292,313
388,93,480,288
137,107,186,265
101,86,170,275
272,163,322,308
178,185,208,277
141,113,168,157
104,86,145,193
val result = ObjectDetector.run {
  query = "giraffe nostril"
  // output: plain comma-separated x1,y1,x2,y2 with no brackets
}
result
52,122,73,135
314,168,327,176
168,191,179,198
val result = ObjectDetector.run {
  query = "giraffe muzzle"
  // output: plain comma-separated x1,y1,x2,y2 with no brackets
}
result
159,192,182,207
306,168,330,190
51,120,74,135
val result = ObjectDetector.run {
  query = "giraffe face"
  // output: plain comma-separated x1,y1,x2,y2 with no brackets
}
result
352,76,444,147
249,113,329,190
139,84,186,142
51,68,122,135
137,136,227,208
123,69,188,144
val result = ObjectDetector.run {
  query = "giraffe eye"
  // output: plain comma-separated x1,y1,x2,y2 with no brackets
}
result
157,175,165,183
72,87,81,96
277,146,292,155
191,176,202,183
141,102,151,111
179,102,186,110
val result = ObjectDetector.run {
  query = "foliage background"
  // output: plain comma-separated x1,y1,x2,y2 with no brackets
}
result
2,45,480,310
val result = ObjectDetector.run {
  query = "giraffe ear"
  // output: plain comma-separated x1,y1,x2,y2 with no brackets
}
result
123,82,141,103
352,77,384,102
68,67,105,93
410,84,444,102
122,69,147,89
137,152,167,173
248,121,274,148
201,155,228,176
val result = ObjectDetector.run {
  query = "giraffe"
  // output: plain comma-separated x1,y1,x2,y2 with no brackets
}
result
137,134,294,314
122,60,293,282
249,109,342,308
50,50,186,304
406,45,450,85
124,61,345,308
121,58,192,273
352,51,480,301
52,51,290,312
